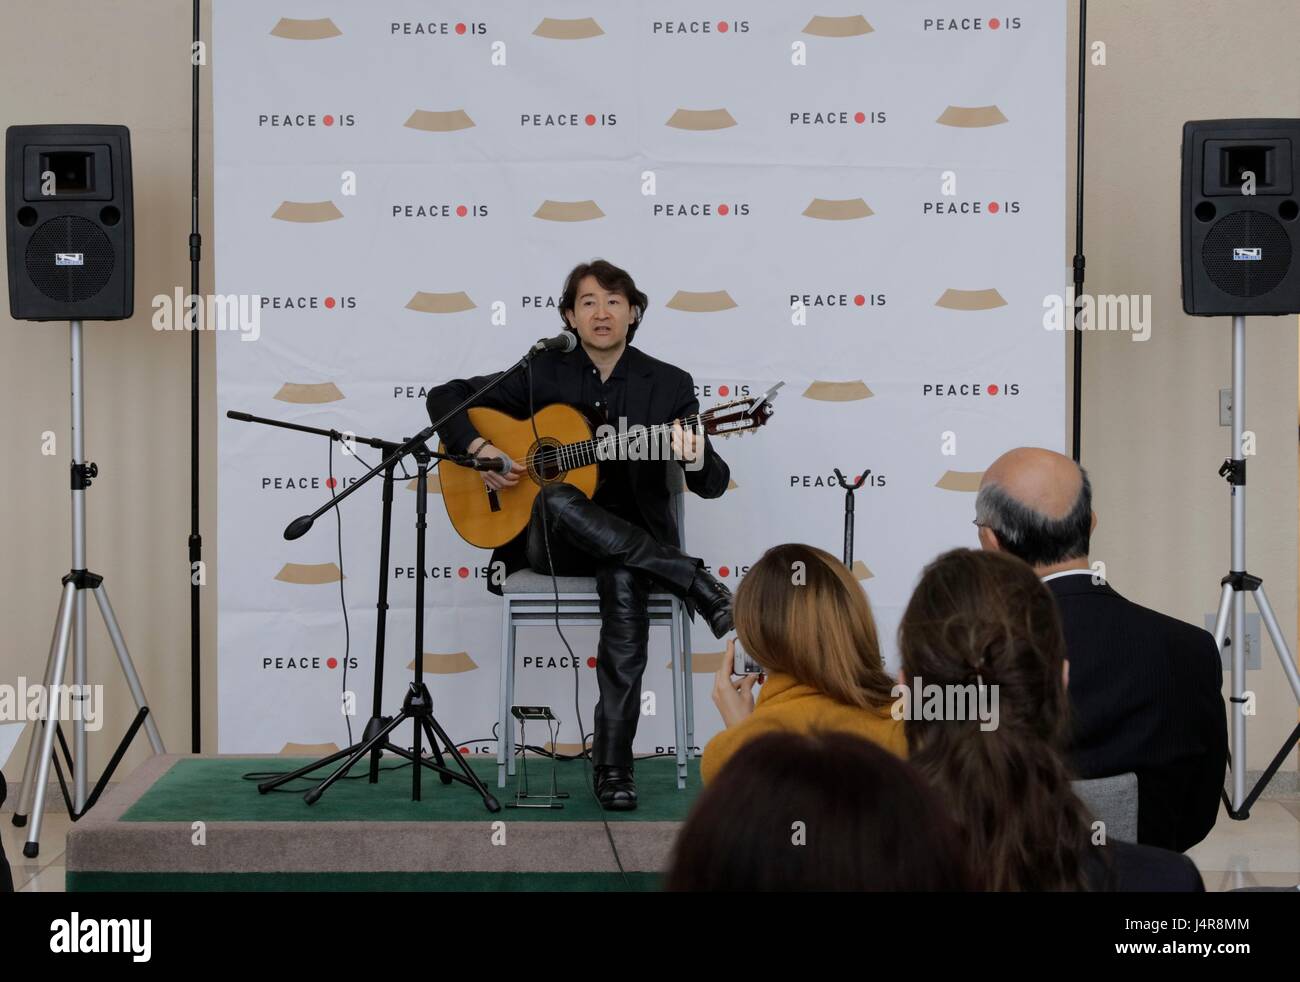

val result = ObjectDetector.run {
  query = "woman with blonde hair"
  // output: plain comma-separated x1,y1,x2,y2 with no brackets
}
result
702,543,904,783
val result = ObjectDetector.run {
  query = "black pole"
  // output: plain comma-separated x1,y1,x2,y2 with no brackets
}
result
1070,0,1088,463
188,0,203,752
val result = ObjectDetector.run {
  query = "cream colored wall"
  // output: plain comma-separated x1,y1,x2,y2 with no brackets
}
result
1066,1,1299,771
0,2,1296,789
0,1,217,782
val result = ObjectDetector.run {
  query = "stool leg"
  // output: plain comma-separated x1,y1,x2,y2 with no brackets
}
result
506,620,518,778
498,602,512,789
682,611,695,759
670,601,687,790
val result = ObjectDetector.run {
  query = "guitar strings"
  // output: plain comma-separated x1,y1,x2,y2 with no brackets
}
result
523,407,722,473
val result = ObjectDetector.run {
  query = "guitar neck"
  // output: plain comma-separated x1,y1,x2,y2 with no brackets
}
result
557,411,707,468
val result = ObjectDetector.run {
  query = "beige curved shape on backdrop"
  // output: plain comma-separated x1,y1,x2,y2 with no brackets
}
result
270,18,342,40
666,108,737,131
936,105,1008,128
802,15,874,37
407,652,478,674
935,470,985,492
274,382,345,404
935,288,1007,310
666,290,737,312
802,197,873,220
802,380,874,401
272,200,344,223
275,562,343,585
533,17,605,39
280,742,342,755
405,291,476,313
404,109,476,132
405,475,443,493
533,199,605,222
852,560,874,580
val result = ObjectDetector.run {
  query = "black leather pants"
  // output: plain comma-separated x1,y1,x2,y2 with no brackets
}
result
525,483,700,767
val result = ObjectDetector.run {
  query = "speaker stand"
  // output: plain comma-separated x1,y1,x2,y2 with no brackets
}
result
1211,315,1300,819
11,320,165,857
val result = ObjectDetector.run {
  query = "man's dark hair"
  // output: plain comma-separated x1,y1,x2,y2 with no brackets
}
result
974,467,1092,567
665,731,972,891
559,259,648,341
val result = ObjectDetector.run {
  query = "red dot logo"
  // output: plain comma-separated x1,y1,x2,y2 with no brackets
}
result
854,294,866,306
988,384,1000,395
323,114,334,126
989,18,1001,29
586,656,597,669
585,114,596,126
718,385,730,396
325,477,337,489
718,204,729,216
719,566,731,578
456,205,468,217
459,746,469,754
326,657,338,669
718,21,729,32
324,296,336,309
457,566,470,579
988,201,1000,214
854,111,866,124
455,22,466,35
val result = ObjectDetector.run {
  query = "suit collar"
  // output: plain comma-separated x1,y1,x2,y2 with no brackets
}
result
1044,573,1119,600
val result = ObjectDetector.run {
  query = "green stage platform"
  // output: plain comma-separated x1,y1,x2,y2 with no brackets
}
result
66,753,701,891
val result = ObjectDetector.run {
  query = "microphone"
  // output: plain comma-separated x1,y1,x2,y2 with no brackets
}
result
529,331,577,355
284,515,315,540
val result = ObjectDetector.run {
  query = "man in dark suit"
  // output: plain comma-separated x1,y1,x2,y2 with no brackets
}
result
426,259,733,810
975,447,1228,851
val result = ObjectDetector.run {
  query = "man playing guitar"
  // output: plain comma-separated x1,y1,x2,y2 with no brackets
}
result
426,259,733,810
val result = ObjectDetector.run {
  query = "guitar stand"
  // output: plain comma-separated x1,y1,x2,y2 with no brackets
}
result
833,467,870,569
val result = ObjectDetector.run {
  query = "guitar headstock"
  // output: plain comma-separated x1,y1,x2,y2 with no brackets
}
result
699,382,784,438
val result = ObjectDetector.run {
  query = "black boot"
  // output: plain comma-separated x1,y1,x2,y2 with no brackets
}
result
594,764,638,811
688,566,733,638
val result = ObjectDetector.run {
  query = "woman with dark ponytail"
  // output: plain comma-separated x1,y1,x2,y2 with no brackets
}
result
899,548,1203,892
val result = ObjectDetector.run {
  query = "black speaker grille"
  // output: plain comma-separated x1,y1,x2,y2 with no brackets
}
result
24,216,114,303
1202,210,1292,298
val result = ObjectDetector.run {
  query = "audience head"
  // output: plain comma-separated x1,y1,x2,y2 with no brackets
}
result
899,548,1093,891
975,447,1095,573
666,730,972,891
733,542,894,710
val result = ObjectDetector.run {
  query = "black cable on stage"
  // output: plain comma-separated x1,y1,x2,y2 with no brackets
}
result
527,358,629,885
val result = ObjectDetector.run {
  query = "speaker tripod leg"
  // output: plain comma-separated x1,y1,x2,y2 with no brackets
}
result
92,584,164,753
12,595,68,826
1252,584,1300,702
22,581,77,858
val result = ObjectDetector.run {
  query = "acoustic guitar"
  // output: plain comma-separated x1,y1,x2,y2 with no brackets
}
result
438,382,783,548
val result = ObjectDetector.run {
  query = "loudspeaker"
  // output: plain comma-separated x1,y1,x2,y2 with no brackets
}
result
5,124,134,321
1182,119,1300,316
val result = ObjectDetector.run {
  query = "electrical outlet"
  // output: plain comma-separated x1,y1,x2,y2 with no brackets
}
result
1219,388,1233,427
1205,612,1261,669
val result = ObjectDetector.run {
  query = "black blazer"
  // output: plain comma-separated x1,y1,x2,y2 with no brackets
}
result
425,344,730,591
1047,574,1228,852
1084,839,1206,892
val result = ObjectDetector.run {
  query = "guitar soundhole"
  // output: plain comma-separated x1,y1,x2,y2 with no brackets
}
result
528,437,566,484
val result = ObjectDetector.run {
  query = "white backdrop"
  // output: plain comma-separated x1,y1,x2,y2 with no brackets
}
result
214,1,1066,757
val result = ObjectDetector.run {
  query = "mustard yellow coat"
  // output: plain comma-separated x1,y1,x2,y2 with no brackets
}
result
700,670,907,784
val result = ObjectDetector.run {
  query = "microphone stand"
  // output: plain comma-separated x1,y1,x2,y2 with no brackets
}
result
228,349,543,809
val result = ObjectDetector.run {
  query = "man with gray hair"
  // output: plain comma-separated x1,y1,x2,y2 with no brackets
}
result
975,448,1227,852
